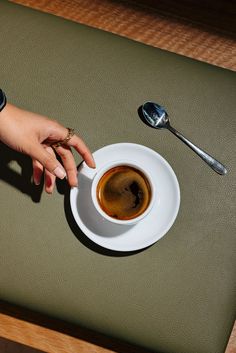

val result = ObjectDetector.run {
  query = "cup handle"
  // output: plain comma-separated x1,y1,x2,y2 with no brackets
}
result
77,159,98,181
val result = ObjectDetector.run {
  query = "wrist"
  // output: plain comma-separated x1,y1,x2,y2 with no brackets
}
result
0,102,15,143
0,89,7,112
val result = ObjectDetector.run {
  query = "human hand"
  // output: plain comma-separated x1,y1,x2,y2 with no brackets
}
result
0,103,95,193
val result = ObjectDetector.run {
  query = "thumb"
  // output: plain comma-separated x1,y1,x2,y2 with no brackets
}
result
29,144,66,179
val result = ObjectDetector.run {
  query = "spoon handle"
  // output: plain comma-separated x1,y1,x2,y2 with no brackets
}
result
168,125,227,175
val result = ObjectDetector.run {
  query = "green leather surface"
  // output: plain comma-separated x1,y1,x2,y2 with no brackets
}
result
0,1,236,352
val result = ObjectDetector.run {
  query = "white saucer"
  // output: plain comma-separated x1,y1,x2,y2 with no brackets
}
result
70,143,180,252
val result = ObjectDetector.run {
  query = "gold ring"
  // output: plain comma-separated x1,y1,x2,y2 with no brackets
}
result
53,128,75,148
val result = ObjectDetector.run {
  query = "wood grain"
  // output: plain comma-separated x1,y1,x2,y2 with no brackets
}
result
0,313,113,353
0,310,235,353
0,300,235,353
9,0,236,71
0,337,44,353
0,301,152,353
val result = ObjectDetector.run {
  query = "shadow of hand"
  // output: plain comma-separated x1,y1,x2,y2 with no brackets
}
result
0,142,43,202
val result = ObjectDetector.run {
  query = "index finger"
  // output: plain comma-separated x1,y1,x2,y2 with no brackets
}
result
68,134,96,168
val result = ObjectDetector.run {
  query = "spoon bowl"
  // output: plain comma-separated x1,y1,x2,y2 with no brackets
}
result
142,102,169,129
140,101,227,175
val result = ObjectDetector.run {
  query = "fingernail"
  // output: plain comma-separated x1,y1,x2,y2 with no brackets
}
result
34,176,41,185
91,157,96,169
53,166,66,179
46,188,53,194
33,170,42,185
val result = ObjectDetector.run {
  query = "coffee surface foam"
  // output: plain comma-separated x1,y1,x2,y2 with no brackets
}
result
97,166,151,220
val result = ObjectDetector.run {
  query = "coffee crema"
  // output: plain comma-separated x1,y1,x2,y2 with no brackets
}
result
96,165,152,220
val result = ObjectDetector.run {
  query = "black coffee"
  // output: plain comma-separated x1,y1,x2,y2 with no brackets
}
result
96,165,151,220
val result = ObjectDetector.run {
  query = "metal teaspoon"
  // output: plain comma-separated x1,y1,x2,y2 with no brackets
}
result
141,102,227,175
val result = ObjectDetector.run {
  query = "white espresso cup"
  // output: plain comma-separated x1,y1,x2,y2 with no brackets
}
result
91,160,156,225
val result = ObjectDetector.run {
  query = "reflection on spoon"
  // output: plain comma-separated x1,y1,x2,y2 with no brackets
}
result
141,101,227,175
